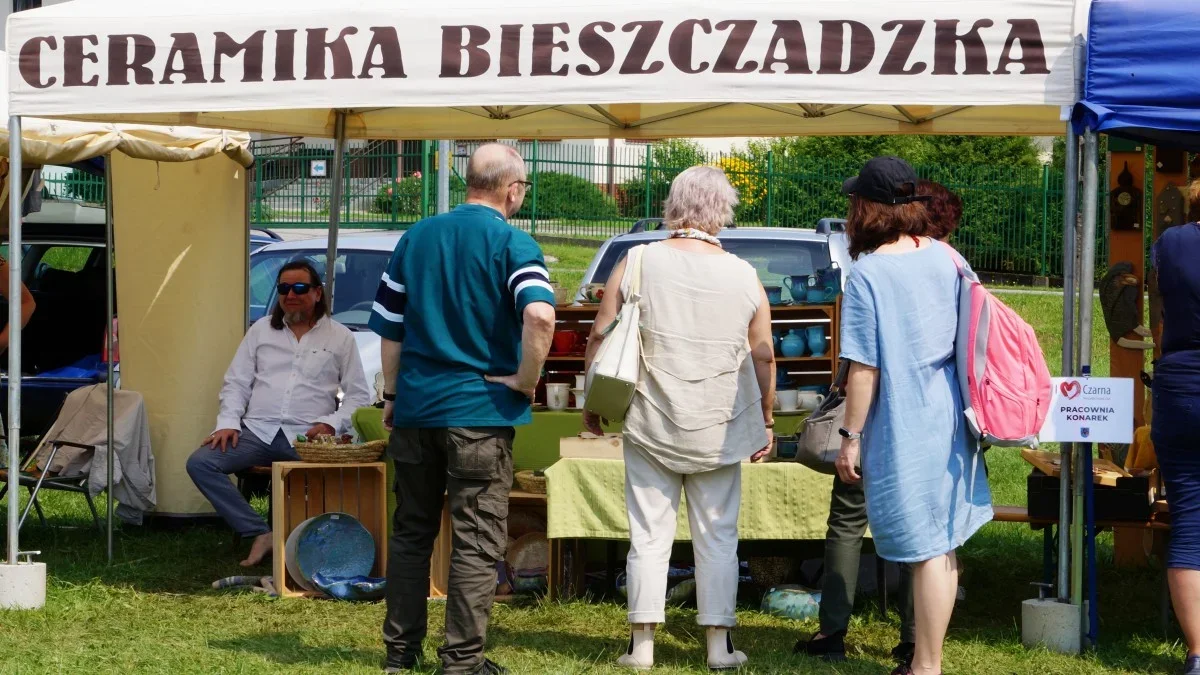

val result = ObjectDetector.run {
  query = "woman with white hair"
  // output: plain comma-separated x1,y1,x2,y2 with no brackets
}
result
583,166,775,670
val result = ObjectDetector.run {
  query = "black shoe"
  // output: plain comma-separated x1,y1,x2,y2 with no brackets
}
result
794,631,846,662
1183,655,1200,675
891,641,915,666
467,659,508,675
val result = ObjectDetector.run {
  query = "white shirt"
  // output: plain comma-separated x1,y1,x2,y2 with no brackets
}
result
215,316,372,445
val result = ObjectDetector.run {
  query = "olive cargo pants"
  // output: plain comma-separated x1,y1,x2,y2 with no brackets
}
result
382,426,515,673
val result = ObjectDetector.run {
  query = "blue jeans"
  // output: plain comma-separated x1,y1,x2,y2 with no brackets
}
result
185,426,298,537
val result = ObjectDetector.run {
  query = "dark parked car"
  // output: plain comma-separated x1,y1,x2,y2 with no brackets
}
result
0,205,285,438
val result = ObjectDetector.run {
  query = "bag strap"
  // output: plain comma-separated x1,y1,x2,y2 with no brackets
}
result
936,240,980,283
627,245,646,302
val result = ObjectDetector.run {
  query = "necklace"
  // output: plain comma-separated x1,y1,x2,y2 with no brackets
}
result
669,227,723,248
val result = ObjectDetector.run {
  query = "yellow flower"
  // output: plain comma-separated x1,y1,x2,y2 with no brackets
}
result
717,157,766,208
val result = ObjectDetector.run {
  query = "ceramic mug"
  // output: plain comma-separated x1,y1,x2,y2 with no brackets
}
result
546,383,571,411
805,286,838,304
552,331,579,354
583,283,606,303
574,374,587,390
782,275,811,303
764,285,784,305
797,391,826,411
777,389,799,412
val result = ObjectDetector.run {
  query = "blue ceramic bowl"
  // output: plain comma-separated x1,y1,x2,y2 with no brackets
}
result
284,512,376,592
310,572,387,602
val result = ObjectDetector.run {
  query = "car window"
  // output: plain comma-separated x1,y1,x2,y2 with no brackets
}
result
248,248,391,329
591,239,832,289
38,246,92,272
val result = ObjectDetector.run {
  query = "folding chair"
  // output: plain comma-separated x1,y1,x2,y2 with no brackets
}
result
0,438,101,530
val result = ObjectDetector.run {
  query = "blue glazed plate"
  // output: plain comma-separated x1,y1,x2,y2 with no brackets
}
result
310,572,386,602
284,512,376,592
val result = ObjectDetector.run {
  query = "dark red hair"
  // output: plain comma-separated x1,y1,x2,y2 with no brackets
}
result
916,180,962,241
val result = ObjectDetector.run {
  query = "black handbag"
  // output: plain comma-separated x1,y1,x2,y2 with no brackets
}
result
796,359,849,475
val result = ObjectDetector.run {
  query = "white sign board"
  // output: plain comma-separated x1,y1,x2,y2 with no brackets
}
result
1039,377,1134,444
309,160,328,178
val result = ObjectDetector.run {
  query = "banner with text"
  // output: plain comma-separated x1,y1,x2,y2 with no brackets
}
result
7,0,1079,117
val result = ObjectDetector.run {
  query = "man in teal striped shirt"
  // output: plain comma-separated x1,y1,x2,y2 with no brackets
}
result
370,144,555,675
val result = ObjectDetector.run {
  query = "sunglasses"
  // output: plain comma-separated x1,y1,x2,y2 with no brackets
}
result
277,282,315,296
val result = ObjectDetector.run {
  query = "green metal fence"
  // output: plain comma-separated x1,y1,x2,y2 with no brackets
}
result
247,142,1107,278
42,169,105,204
34,144,1112,279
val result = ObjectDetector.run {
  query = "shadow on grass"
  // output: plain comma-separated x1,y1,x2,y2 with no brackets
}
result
209,631,380,668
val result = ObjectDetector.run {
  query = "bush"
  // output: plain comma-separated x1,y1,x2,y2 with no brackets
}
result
251,201,277,223
372,174,423,216
518,172,618,220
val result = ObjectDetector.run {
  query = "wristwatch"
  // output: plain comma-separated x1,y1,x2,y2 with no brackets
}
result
838,427,862,441
382,392,396,402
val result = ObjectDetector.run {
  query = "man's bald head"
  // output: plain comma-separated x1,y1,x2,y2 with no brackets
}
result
466,143,526,193
464,143,529,217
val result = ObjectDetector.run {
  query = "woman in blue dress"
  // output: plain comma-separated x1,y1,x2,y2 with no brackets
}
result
1150,179,1200,675
834,157,993,675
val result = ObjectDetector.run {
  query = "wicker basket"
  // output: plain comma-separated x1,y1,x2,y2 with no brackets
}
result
748,556,795,588
514,470,547,494
294,439,386,464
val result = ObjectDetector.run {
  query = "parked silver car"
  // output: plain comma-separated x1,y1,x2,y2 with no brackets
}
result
575,223,852,303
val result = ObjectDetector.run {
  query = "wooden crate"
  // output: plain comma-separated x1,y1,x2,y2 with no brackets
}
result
271,461,388,598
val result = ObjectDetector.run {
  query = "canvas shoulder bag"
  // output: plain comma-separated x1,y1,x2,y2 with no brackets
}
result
796,358,850,475
584,246,646,423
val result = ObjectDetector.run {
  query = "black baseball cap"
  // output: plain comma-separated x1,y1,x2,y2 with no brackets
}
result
841,156,929,205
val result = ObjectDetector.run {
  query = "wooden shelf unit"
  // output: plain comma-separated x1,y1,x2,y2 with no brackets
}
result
549,301,840,388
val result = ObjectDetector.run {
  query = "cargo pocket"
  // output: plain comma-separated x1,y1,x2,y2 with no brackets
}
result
386,429,423,466
447,428,512,481
474,493,510,561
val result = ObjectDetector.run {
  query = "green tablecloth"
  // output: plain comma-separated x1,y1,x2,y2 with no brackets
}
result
545,458,839,541
351,407,819,540
352,407,807,472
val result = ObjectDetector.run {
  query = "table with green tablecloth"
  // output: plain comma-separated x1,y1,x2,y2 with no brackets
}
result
351,406,832,599
544,458,836,541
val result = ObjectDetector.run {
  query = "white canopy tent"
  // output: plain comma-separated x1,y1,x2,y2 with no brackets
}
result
0,47,251,585
3,0,1098,633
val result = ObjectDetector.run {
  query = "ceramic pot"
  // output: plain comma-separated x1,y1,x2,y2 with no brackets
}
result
780,329,806,358
805,325,827,357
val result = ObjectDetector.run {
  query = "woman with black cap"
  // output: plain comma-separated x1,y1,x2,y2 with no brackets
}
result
828,156,993,675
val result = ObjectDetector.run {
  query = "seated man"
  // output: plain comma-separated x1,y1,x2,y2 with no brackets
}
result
187,260,371,566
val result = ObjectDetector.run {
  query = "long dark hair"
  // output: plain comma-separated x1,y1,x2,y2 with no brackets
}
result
270,260,328,330
916,180,963,241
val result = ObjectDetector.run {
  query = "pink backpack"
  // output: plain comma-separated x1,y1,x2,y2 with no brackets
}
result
940,242,1052,447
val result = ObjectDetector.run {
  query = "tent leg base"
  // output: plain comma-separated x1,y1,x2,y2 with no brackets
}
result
1022,599,1081,655
0,562,46,609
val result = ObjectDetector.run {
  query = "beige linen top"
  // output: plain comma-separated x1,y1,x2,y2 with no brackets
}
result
620,242,766,474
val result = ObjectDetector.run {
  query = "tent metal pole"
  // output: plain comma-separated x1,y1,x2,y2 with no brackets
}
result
1072,129,1101,612
103,156,116,564
437,141,450,214
1058,123,1080,602
6,115,22,565
325,111,348,304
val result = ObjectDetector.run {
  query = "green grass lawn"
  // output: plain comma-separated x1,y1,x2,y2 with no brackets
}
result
0,270,1172,674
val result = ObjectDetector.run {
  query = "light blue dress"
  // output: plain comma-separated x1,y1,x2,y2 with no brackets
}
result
839,244,993,563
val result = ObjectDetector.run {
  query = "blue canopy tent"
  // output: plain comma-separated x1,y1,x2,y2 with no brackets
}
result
1071,0,1200,648
1074,0,1200,151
